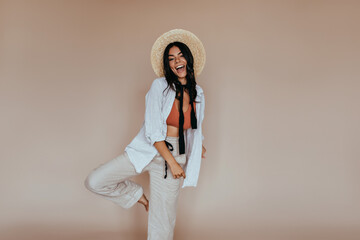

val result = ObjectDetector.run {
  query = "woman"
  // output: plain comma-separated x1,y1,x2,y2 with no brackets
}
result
84,29,206,240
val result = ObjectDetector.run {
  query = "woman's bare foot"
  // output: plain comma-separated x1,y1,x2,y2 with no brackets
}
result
137,194,149,212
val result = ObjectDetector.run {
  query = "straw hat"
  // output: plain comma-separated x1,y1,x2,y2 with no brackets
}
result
150,29,206,77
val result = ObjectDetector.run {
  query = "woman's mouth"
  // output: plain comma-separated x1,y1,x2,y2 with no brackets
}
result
175,65,186,74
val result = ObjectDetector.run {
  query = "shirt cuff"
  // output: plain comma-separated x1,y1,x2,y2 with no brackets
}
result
146,132,166,146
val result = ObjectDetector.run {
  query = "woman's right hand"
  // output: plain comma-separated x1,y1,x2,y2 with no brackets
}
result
153,140,186,179
168,161,186,179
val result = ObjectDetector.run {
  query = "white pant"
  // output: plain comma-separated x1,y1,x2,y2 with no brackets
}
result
84,136,186,240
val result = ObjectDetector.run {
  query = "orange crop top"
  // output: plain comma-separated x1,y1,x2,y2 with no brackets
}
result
166,100,196,129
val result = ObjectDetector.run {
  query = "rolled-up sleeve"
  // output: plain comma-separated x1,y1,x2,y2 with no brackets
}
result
144,79,166,146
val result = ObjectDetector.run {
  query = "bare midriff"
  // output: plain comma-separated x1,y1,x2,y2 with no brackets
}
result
167,125,181,137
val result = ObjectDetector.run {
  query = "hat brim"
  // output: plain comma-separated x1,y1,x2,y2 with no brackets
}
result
150,29,206,77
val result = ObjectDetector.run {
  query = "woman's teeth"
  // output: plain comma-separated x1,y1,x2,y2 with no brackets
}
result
176,65,185,73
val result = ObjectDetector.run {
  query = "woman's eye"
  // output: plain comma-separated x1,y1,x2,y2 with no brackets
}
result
169,58,174,61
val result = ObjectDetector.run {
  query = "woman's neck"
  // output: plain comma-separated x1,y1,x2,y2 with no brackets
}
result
178,77,187,85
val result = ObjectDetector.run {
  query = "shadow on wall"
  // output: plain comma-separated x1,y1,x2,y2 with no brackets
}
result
3,223,360,240
1,224,146,240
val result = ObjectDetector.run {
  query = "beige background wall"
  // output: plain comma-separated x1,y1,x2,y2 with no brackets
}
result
1,0,359,239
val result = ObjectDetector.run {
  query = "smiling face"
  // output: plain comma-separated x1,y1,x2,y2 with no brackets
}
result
168,46,187,81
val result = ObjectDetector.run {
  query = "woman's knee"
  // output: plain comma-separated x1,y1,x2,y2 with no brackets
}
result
84,170,102,192
84,152,135,193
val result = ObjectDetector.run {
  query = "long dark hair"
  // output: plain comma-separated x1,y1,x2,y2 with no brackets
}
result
162,42,198,104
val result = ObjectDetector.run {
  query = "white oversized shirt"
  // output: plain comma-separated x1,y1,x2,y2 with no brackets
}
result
124,77,205,188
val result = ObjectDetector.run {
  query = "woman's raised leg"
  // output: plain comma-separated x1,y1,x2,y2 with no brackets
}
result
84,151,144,209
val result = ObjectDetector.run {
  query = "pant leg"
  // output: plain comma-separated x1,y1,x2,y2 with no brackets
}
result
147,137,185,240
84,151,143,209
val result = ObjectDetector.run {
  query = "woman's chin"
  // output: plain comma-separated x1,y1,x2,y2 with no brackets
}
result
171,71,187,80
175,73,187,80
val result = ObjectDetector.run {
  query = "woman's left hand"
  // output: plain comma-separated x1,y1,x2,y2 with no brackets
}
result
202,145,206,158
